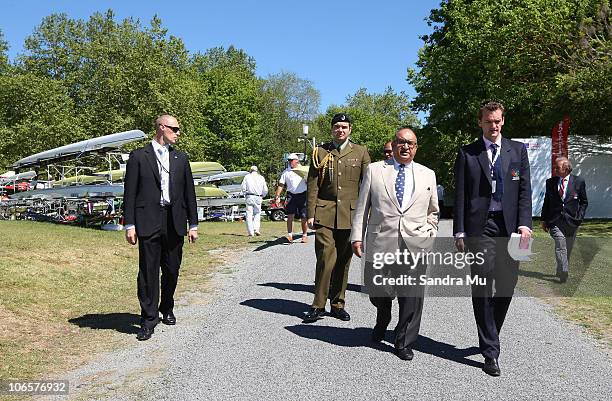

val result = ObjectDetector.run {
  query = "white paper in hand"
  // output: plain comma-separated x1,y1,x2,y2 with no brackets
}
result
507,232,534,261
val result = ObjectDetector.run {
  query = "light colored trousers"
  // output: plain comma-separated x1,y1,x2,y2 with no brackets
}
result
549,220,578,274
245,195,262,235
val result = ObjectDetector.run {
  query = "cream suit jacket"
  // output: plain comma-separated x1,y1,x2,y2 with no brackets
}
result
350,160,439,249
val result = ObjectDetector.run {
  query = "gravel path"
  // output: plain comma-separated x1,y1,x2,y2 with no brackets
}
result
51,220,611,400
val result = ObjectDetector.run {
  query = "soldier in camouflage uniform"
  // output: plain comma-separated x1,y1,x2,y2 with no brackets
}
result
303,113,371,323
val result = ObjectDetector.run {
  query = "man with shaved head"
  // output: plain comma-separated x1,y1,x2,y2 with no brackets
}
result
124,114,198,341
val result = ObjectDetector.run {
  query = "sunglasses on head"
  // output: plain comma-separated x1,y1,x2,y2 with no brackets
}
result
163,124,180,133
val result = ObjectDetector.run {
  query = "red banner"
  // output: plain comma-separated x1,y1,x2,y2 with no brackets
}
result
551,116,570,172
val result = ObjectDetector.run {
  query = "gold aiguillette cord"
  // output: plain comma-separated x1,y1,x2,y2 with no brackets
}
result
312,146,334,187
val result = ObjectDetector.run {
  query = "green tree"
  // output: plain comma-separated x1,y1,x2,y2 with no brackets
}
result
20,10,193,142
0,30,8,73
550,2,612,136
416,126,472,197
316,87,420,161
0,73,84,169
258,71,321,178
189,46,263,170
408,0,610,138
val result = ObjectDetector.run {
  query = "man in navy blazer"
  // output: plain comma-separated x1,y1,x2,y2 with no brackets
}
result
541,156,588,283
454,101,532,376
124,114,198,341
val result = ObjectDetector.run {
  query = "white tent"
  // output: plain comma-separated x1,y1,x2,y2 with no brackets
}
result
516,136,612,218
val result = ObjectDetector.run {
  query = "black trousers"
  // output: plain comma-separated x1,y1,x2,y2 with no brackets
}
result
468,212,519,359
137,206,184,329
370,295,425,350
369,255,427,351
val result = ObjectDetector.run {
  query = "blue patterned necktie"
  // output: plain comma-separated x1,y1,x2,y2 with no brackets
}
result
395,164,405,206
490,144,503,201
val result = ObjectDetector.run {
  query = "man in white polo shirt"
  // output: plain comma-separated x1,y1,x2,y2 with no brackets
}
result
275,153,308,243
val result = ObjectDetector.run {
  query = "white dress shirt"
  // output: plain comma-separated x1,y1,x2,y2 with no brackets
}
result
151,140,171,205
558,175,569,199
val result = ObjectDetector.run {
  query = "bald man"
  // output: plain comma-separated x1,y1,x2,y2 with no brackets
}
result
124,114,198,341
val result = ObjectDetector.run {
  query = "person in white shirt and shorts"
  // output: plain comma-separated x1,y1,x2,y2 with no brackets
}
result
275,153,308,243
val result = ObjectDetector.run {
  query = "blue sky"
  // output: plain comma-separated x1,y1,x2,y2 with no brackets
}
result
4,0,441,113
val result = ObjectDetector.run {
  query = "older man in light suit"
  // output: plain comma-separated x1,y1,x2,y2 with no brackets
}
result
351,127,439,360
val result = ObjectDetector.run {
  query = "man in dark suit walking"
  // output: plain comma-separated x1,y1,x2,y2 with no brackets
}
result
454,101,532,376
124,114,198,341
541,156,588,283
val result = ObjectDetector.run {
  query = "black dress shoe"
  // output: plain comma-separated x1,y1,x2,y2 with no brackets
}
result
483,357,501,376
371,326,386,342
395,348,414,361
559,271,568,283
162,311,176,325
303,307,326,323
330,307,351,321
136,327,154,341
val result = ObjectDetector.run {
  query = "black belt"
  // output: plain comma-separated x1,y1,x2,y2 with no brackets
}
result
487,210,503,217
160,204,172,209
245,193,261,196
288,191,306,196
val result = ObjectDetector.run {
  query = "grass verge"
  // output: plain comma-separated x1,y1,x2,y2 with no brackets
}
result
517,219,611,347
0,219,291,384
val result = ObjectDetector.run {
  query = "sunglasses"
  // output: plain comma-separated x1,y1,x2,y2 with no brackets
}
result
384,149,393,153
163,124,180,133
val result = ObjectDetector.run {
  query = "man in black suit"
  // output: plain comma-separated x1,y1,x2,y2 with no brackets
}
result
540,156,588,283
124,114,198,341
454,101,532,376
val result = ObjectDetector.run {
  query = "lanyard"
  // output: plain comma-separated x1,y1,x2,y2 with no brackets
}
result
489,145,500,195
155,149,170,174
